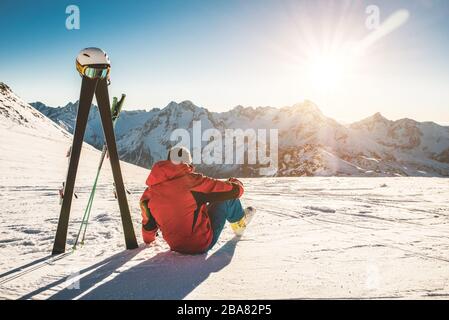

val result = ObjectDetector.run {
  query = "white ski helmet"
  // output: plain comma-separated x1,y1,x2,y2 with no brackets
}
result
167,146,193,165
76,47,111,79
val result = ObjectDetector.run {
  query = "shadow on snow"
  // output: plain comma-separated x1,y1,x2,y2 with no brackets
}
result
21,236,239,300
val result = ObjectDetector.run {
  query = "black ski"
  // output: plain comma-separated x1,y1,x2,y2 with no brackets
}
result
52,77,97,255
95,79,138,250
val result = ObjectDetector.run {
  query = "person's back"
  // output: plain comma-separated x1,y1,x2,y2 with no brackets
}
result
140,147,254,254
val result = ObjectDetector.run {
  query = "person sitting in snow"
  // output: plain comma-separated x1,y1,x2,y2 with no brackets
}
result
139,146,255,254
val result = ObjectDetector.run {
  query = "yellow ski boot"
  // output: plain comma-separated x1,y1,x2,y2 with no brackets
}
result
231,207,256,236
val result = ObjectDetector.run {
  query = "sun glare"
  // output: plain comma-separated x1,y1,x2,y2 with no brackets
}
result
306,52,349,93
302,9,409,95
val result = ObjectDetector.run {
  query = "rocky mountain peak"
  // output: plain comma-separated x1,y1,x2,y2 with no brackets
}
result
0,82,12,93
370,112,389,122
165,100,199,111
350,112,391,131
293,100,320,112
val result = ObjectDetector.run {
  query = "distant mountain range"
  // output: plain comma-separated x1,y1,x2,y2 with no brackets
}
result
4,82,449,177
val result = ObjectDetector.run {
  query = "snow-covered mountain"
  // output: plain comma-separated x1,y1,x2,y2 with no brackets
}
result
30,93,449,177
31,100,155,150
1,84,69,140
0,82,144,185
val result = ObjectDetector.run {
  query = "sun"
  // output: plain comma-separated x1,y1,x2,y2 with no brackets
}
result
306,52,348,93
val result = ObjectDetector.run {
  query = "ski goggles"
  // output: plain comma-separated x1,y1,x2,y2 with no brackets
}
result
76,61,110,79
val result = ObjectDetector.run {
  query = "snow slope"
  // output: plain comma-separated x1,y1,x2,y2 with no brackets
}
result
2,83,449,299
2,173,449,299
0,82,148,297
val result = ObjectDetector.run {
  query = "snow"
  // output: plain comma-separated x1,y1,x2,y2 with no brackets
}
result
1,136,449,299
2,83,449,300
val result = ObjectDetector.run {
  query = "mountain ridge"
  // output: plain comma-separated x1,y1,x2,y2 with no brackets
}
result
2,82,447,177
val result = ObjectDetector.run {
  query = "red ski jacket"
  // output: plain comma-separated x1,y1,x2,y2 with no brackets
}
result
140,160,244,254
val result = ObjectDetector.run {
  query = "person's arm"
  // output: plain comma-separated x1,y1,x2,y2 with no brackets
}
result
188,174,244,232
140,189,158,244
190,174,244,204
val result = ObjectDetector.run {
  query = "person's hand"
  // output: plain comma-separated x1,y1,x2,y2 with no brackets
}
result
228,177,243,187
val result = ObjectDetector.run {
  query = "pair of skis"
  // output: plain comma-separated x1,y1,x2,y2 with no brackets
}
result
67,94,126,249
53,76,137,255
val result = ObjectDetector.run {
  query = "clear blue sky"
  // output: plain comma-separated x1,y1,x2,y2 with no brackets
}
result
1,0,448,123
